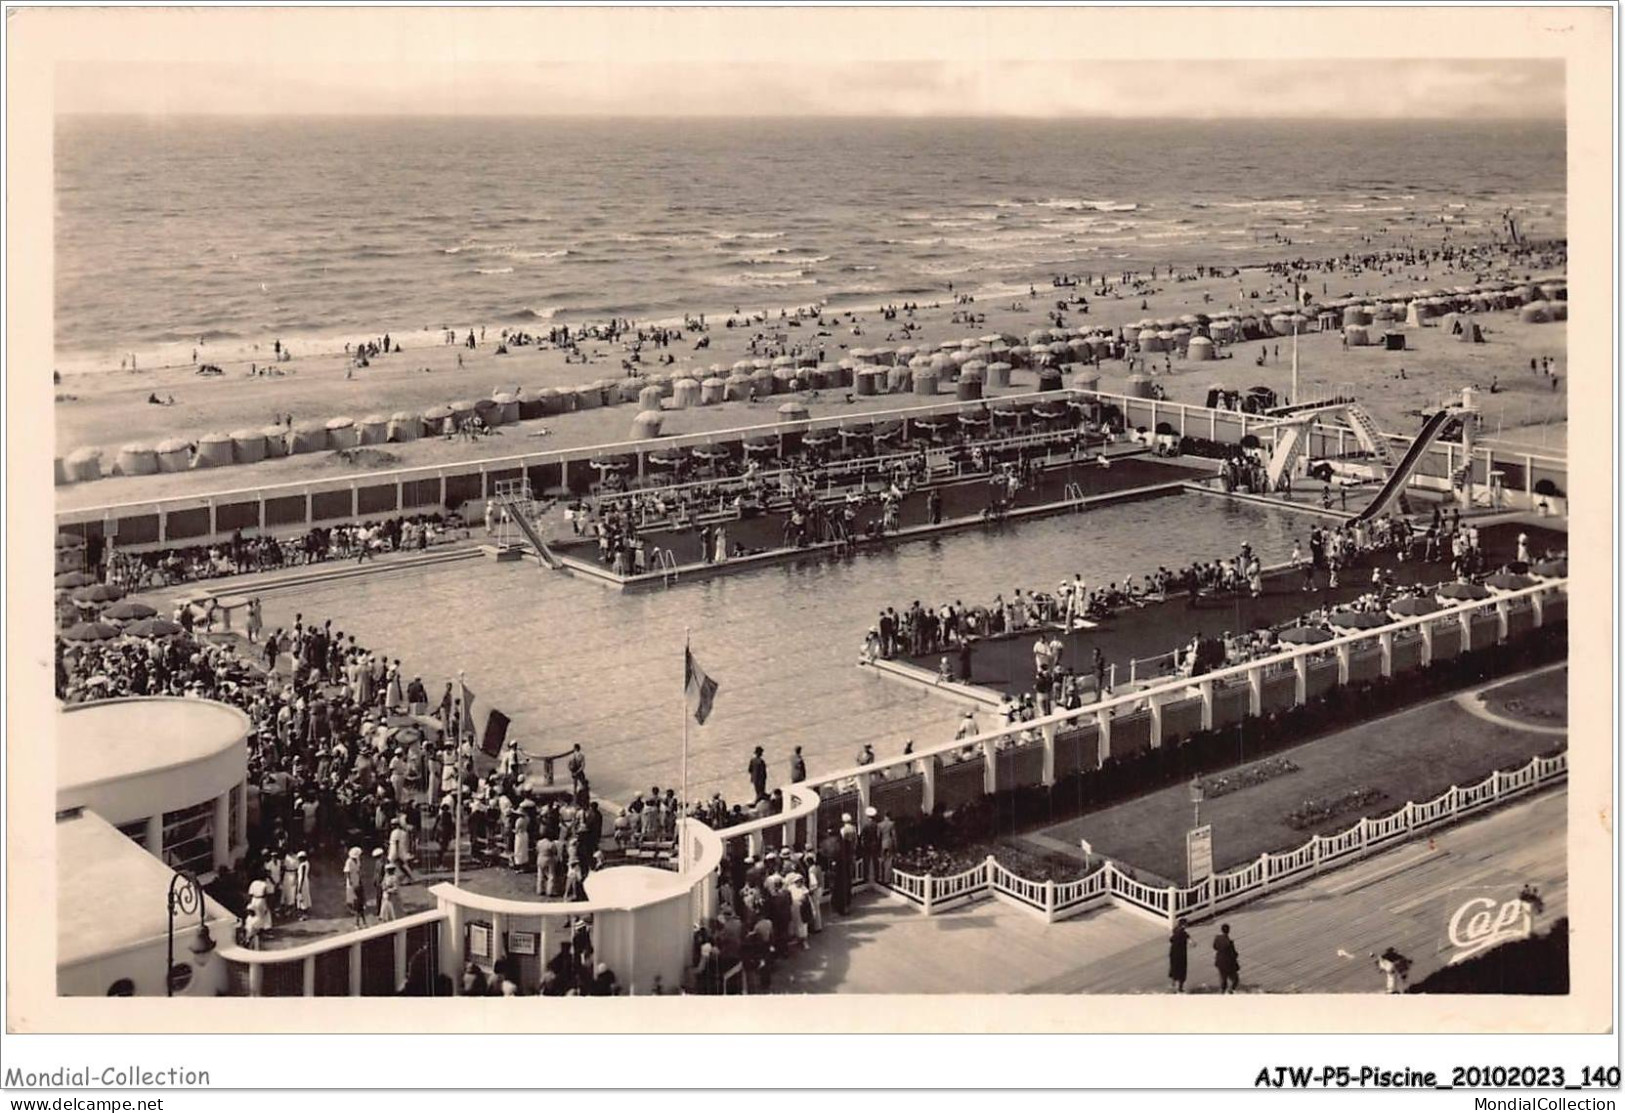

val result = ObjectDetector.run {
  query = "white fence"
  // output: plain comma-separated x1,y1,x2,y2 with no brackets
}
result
880,751,1566,927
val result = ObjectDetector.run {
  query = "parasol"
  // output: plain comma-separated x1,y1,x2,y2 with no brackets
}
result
60,620,120,642
1277,626,1334,645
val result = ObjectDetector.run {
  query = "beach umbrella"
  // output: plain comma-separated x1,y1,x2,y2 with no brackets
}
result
1436,582,1490,601
872,421,904,443
60,620,120,643
103,600,157,622
55,571,96,589
71,583,125,605
1277,626,1334,645
804,428,839,448
55,532,86,549
124,616,184,640
1387,596,1443,617
690,444,729,462
743,436,778,457
839,423,873,443
1530,559,1567,578
591,455,632,474
646,448,684,469
1328,611,1387,630
1484,573,1536,592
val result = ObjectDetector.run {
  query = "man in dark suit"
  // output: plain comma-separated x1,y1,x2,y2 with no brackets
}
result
1213,923,1241,993
748,746,769,800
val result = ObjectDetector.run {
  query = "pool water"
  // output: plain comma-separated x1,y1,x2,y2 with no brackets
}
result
257,494,1303,803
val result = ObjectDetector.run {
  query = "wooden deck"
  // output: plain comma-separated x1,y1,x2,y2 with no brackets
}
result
771,786,1566,995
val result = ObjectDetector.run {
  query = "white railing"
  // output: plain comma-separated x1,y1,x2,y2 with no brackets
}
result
865,751,1564,929
836,579,1564,810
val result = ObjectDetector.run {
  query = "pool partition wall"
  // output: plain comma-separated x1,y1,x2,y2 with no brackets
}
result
55,389,1567,551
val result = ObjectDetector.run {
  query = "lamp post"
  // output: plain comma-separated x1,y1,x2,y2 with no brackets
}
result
166,869,215,996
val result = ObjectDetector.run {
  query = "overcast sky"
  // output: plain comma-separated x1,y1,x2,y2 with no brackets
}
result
47,0,1567,126
56,57,1565,119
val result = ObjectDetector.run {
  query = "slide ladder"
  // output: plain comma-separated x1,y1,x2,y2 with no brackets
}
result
1353,409,1456,523
497,494,565,570
1264,419,1315,491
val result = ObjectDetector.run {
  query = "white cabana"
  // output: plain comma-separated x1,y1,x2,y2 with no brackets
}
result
193,432,234,468
230,429,267,463
116,443,158,476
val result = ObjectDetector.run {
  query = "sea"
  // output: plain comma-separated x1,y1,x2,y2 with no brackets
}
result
54,116,1565,366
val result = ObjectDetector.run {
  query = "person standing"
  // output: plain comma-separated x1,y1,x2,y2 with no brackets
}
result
859,807,881,884
567,744,587,793
789,746,806,783
343,846,367,929
877,811,898,882
1213,923,1241,993
379,863,402,922
832,815,855,915
1168,919,1189,993
293,851,313,919
748,746,769,801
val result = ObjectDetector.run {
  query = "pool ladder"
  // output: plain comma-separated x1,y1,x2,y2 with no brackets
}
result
653,547,679,587
1064,481,1085,509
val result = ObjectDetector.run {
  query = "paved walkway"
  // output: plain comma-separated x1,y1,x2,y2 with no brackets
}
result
769,786,1565,995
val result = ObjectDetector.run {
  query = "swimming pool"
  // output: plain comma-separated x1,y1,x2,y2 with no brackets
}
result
255,493,1304,802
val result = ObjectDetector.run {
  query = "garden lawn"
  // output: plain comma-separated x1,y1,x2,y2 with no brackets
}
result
1483,665,1567,727
1041,667,1566,885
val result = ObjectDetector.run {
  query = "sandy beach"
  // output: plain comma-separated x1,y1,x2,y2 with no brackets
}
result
53,244,1568,512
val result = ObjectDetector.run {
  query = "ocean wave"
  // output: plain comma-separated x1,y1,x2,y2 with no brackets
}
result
475,267,514,275
710,230,786,241
1034,198,1140,213
713,270,818,288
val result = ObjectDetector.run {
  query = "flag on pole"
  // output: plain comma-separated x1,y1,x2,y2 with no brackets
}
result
684,646,719,725
460,678,477,741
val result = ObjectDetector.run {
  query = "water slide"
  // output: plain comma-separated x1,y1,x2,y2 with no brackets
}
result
496,495,564,569
1354,409,1455,522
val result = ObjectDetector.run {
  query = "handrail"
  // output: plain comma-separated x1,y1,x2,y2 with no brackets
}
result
217,908,446,966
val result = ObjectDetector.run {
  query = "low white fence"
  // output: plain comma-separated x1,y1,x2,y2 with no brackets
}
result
881,750,1566,927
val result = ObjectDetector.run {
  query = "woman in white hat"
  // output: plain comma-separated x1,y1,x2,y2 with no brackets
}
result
343,846,367,929
379,863,402,922
279,845,300,912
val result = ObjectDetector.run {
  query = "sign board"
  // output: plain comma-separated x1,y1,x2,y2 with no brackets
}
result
508,931,538,957
467,923,492,959
1186,825,1214,886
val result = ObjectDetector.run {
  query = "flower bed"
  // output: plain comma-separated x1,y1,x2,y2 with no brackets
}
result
894,841,1097,883
1283,787,1388,831
1200,756,1300,800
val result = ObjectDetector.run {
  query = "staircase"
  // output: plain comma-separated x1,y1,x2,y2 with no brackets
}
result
1264,420,1313,491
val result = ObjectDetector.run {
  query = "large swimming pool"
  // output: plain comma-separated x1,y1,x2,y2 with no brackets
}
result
256,494,1305,802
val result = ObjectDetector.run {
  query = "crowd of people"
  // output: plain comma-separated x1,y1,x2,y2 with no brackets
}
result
102,514,466,592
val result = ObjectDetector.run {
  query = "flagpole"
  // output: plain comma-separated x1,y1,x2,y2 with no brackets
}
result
454,670,464,888
680,629,690,875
